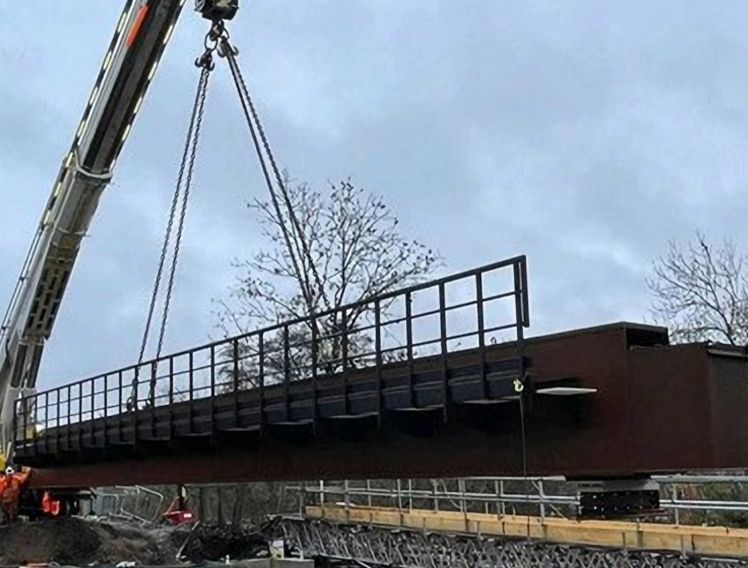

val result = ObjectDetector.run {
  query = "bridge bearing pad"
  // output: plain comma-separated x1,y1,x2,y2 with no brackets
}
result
577,479,661,519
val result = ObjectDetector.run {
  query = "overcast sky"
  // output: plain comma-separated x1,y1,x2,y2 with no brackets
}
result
2,2,748,390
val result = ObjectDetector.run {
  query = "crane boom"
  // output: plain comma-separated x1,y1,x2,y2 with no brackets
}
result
0,0,186,465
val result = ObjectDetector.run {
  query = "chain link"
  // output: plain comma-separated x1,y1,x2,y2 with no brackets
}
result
220,38,333,317
131,44,214,406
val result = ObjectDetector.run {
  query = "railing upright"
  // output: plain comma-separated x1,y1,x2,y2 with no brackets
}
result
189,351,195,433
259,331,265,431
150,362,157,439
44,391,49,455
439,283,448,418
118,371,124,443
374,300,383,425
311,315,318,425
14,256,532,453
283,325,290,422
232,339,239,427
78,382,83,450
56,386,62,450
210,346,216,434
405,291,414,407
169,357,175,437
342,310,349,416
475,273,488,400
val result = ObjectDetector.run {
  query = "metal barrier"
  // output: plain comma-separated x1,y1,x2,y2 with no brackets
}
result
92,485,165,525
15,256,529,452
294,475,748,525
282,517,748,568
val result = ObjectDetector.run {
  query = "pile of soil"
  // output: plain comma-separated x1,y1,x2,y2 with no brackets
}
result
0,517,187,566
179,523,270,563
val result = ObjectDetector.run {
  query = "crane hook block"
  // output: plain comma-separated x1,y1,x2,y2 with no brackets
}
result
195,0,239,21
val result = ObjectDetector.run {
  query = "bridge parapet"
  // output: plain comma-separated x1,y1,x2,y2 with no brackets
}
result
15,256,530,468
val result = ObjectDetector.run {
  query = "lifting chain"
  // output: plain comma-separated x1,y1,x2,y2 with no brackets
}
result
130,35,214,407
215,30,334,321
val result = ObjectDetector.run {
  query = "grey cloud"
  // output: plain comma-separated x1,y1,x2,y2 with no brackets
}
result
2,1,748,388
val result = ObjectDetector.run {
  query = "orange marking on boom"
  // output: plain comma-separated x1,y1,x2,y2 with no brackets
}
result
126,4,150,49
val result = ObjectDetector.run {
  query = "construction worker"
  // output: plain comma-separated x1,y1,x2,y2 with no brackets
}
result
162,484,196,526
0,470,6,523
0,466,30,523
41,491,61,517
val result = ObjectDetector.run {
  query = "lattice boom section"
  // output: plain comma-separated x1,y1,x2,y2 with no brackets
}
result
281,518,748,568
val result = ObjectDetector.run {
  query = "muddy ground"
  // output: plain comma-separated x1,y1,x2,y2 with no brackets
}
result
0,518,270,566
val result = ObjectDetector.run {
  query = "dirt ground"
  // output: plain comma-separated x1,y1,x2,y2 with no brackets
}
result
0,518,270,566
0,517,190,565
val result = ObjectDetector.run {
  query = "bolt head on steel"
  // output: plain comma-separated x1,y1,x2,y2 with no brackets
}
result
195,0,239,21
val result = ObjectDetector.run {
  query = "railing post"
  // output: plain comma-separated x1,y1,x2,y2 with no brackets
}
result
396,479,403,511
11,399,19,458
538,480,546,520
22,396,29,458
320,479,325,512
259,332,265,430
232,339,240,427
44,391,50,455
210,346,216,434
513,260,527,377
67,385,73,450
91,379,97,446
283,325,291,422
133,370,139,446
150,362,157,439
439,283,448,421
118,371,124,443
169,357,175,437
514,259,525,335
189,351,195,433
341,309,349,416
103,376,109,421
311,315,318,425
78,383,83,449
56,386,62,451
433,479,439,513
374,300,383,426
476,272,487,400
405,292,414,408
150,363,157,408
344,479,350,522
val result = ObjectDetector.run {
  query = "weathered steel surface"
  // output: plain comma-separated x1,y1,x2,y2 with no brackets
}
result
25,322,748,489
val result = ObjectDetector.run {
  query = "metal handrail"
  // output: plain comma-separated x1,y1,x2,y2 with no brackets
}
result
15,256,529,450
292,475,748,524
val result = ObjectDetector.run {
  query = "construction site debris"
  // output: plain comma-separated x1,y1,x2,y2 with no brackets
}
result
178,523,270,563
0,517,278,566
0,517,186,566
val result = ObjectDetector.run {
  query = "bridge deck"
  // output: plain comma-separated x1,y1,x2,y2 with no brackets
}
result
22,321,748,489
13,257,748,488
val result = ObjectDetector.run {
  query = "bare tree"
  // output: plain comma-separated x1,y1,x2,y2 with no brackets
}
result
647,232,748,345
214,177,440,385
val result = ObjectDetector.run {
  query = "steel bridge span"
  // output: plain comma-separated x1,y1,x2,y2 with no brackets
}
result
12,257,748,490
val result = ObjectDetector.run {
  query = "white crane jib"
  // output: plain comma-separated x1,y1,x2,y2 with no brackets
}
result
0,0,186,466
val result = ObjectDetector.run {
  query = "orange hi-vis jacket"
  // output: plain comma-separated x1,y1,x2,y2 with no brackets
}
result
42,491,61,516
0,469,30,507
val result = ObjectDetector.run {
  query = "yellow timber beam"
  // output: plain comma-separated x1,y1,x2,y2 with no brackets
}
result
306,505,748,558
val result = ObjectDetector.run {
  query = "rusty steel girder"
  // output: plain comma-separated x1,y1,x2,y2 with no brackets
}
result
24,321,748,489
